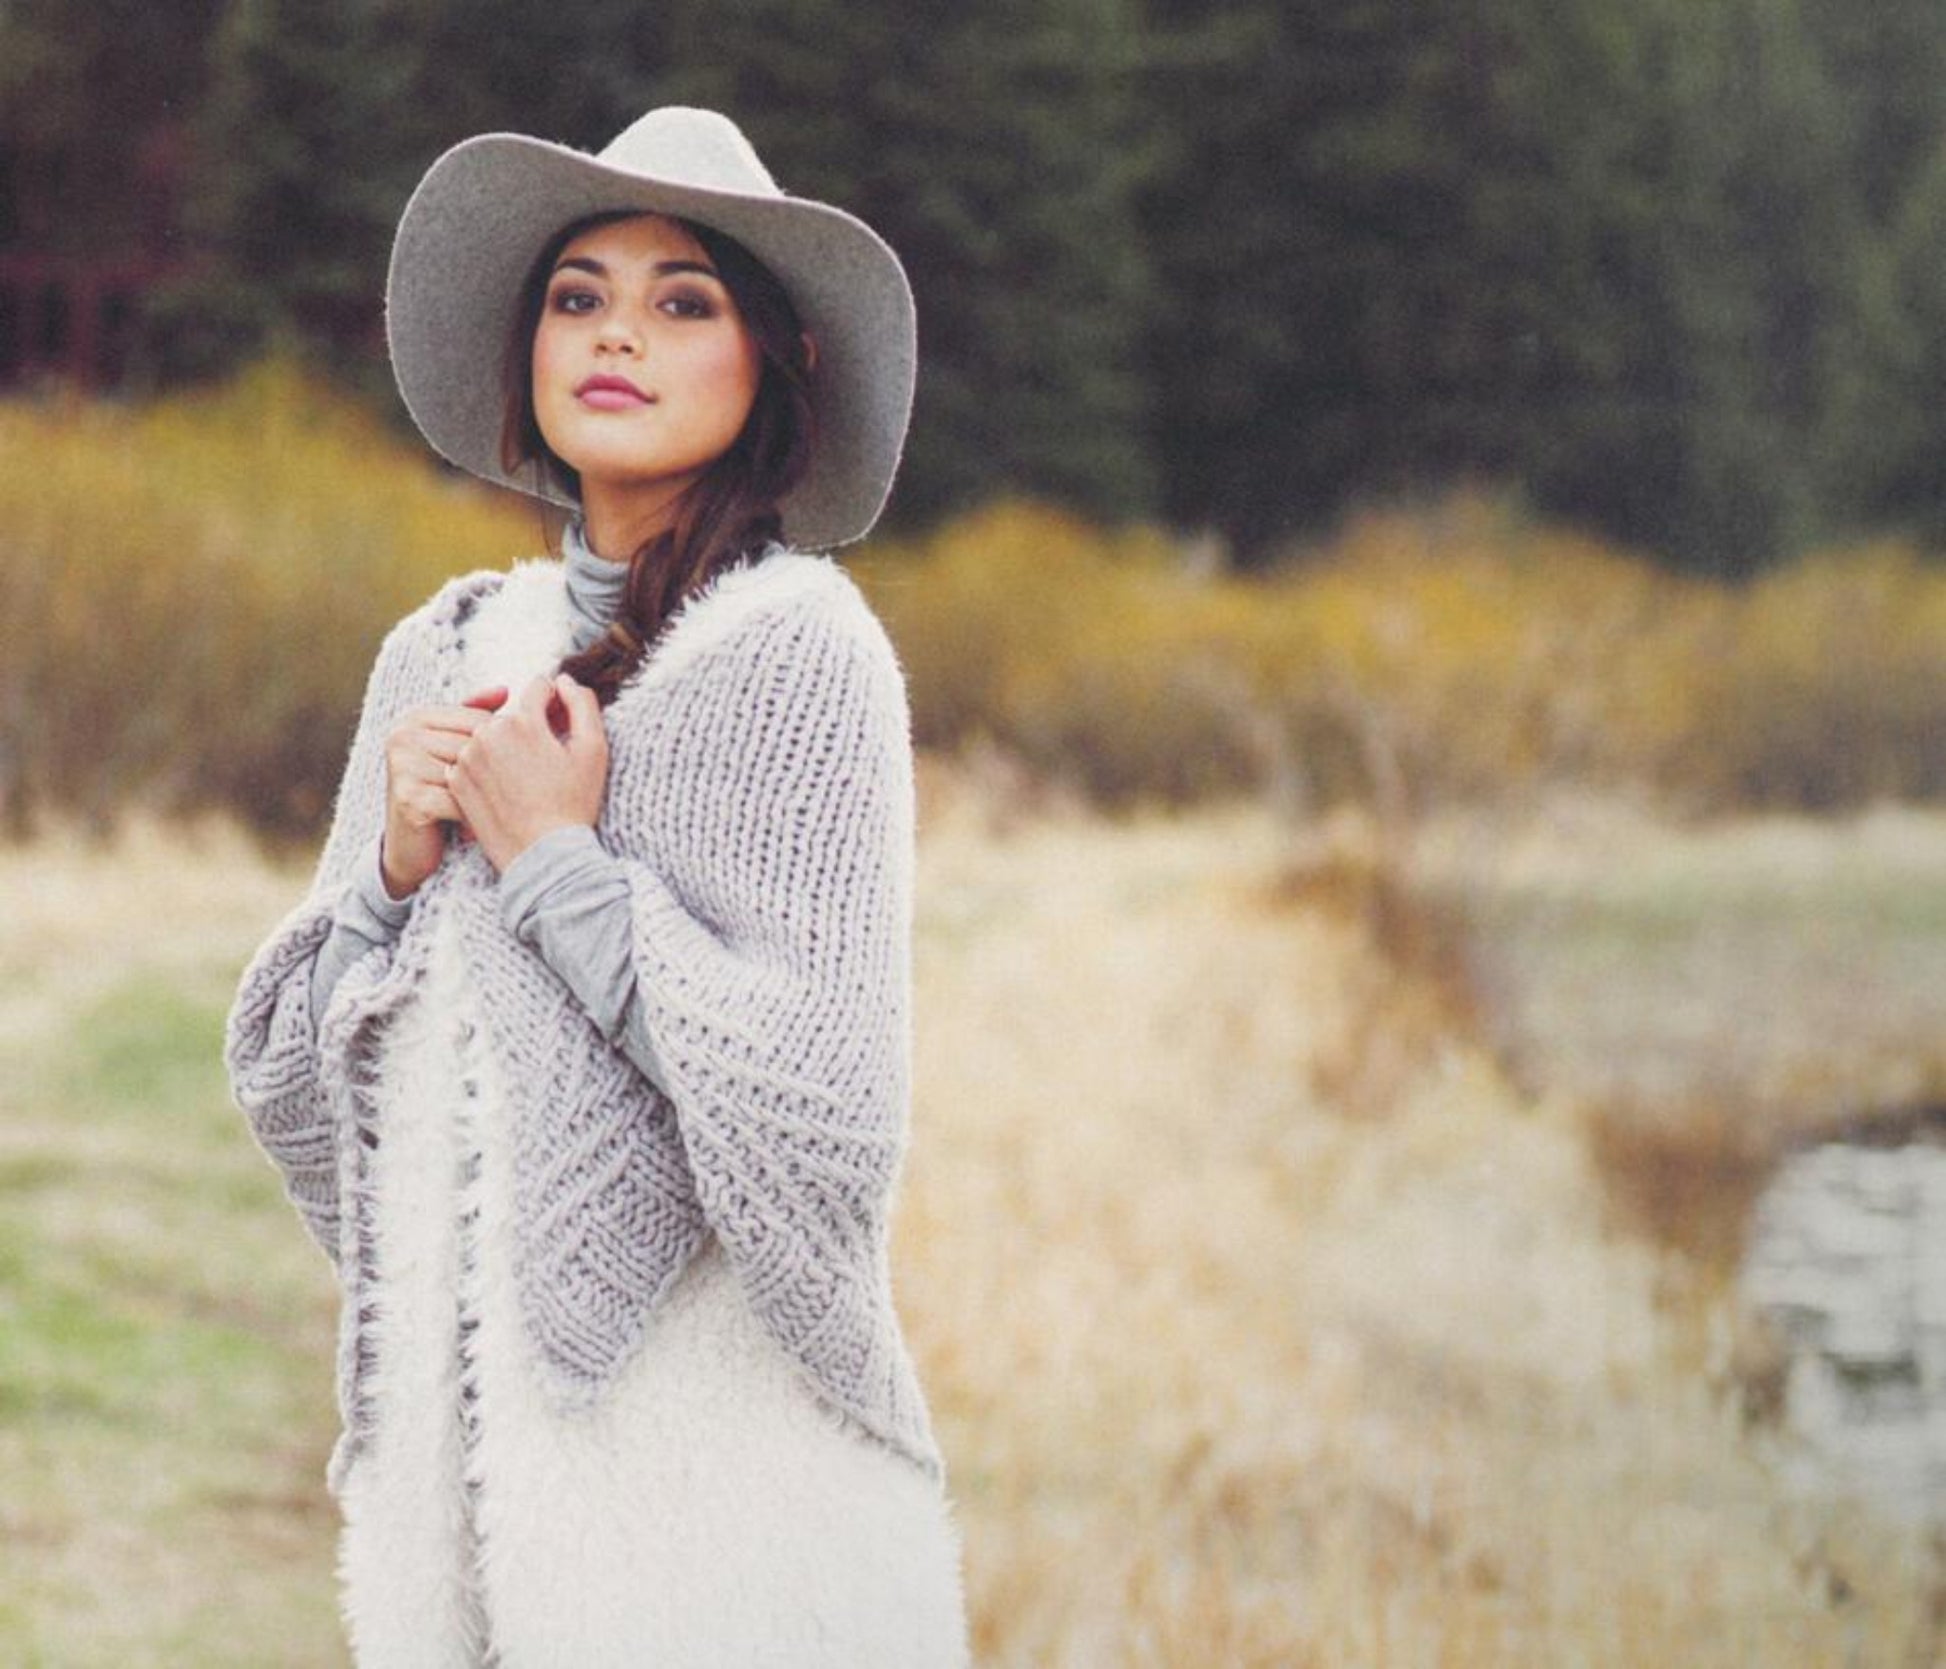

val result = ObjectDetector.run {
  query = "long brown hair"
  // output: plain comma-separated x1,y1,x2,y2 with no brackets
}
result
500,211,817,703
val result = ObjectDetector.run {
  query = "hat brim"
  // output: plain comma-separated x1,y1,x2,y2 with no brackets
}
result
385,133,916,550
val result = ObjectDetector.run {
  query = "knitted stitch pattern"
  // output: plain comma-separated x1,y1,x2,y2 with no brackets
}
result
225,549,943,1485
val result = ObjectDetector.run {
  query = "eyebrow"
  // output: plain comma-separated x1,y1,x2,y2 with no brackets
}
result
551,256,723,282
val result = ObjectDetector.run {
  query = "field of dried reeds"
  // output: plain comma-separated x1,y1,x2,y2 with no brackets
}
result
5,368,1946,1663
4,773,1945,1665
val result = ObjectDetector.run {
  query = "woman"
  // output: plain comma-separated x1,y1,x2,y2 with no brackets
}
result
224,106,970,1667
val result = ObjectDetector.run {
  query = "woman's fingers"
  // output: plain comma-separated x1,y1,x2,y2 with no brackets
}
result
423,706,498,740
388,704,496,769
514,674,553,715
554,675,607,765
439,674,609,874
410,729,468,766
467,675,572,757
401,702,499,741
385,702,499,828
392,769,464,825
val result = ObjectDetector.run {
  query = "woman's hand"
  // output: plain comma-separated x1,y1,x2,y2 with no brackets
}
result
449,673,609,875
379,687,508,900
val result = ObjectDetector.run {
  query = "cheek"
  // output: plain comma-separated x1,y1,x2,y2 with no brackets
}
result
676,324,762,431
527,337,560,454
531,323,568,413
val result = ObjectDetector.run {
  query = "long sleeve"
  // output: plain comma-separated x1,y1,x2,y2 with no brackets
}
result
497,824,668,1095
224,606,446,1264
442,554,941,1476
606,583,928,1448
309,835,415,1030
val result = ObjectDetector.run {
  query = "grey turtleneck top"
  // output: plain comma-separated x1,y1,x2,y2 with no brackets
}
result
307,522,660,1086
558,513,631,657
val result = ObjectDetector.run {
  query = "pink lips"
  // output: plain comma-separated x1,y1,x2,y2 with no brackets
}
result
575,375,652,410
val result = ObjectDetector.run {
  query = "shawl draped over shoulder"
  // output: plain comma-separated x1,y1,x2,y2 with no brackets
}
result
223,551,942,1484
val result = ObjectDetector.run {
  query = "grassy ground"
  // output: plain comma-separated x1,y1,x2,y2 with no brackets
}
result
2,782,1944,1664
1428,796,1946,1126
1413,795,1946,1284
0,821,344,1665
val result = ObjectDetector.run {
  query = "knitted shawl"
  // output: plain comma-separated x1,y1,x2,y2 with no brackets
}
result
224,549,942,1484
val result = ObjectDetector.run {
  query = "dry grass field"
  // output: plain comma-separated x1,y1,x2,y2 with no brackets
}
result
3,771,1945,1665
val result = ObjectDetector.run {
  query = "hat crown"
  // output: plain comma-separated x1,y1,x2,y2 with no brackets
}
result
597,106,782,198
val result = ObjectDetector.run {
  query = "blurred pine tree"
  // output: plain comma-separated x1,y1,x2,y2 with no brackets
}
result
10,0,1946,570
652,0,1157,527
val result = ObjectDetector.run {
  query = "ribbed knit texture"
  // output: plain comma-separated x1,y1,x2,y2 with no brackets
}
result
225,549,941,1484
307,514,634,1034
558,515,630,651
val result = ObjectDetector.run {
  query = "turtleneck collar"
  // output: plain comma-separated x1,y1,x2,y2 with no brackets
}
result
560,516,631,655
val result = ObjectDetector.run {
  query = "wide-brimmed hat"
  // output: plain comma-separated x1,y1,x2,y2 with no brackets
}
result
385,106,916,550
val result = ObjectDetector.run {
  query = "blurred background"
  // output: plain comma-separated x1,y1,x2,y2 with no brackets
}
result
3,0,1946,1663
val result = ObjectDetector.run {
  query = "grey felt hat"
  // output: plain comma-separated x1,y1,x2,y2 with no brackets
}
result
385,106,916,550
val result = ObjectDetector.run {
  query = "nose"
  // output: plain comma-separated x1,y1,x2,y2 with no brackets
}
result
595,307,642,356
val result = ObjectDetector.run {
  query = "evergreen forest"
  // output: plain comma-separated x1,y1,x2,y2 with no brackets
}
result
8,0,1946,575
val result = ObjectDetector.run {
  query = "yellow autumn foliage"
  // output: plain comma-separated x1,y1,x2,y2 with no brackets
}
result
0,361,531,837
4,364,1943,839
863,494,1946,817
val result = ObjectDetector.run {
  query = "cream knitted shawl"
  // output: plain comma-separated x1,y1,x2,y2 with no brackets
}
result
224,549,942,1485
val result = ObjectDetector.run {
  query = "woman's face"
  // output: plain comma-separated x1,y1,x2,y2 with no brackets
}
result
530,214,764,526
